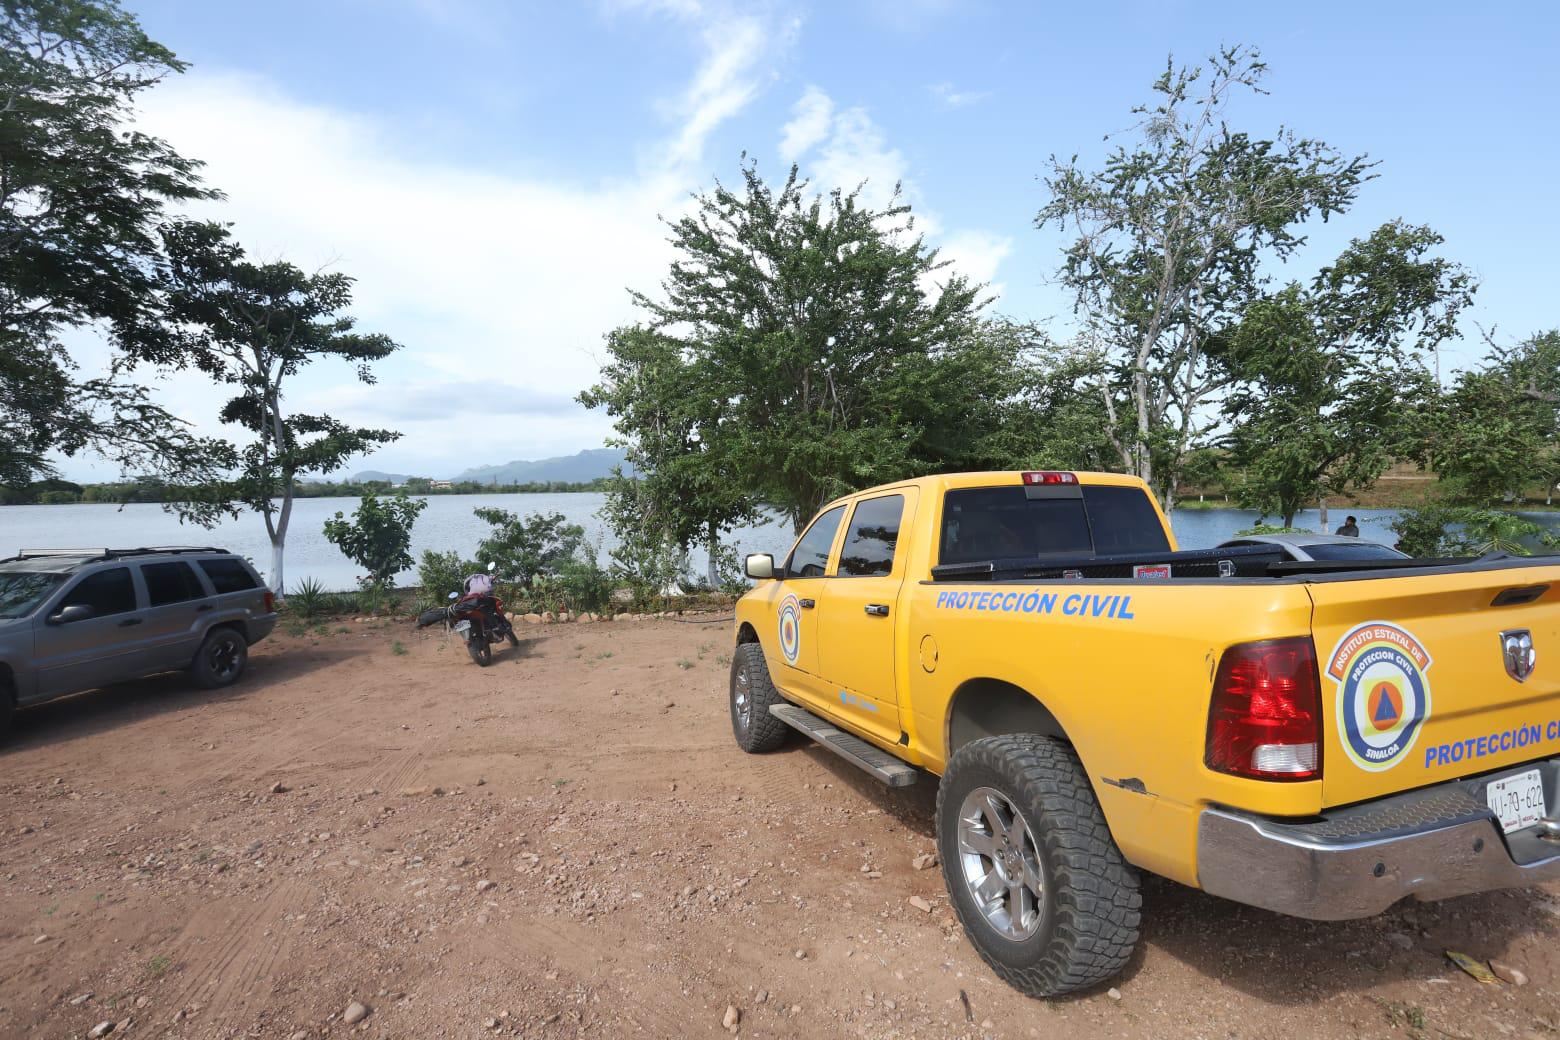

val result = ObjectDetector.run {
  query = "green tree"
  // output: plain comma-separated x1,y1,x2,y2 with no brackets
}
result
150,221,402,592
580,325,756,585
322,492,428,588
1427,330,1560,505
472,508,585,587
587,160,1027,535
0,0,222,489
1218,221,1473,526
1037,46,1371,511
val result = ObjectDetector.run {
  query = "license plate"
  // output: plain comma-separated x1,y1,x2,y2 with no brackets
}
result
1487,769,1546,833
453,620,471,634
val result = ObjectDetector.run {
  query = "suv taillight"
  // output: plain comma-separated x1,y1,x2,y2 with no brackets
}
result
1205,637,1321,781
264,590,275,613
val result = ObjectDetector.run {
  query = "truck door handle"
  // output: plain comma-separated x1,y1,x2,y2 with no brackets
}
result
798,598,816,609
864,604,889,617
118,618,143,627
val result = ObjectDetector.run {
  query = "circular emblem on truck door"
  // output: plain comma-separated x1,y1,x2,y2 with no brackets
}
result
777,594,802,666
1327,621,1433,772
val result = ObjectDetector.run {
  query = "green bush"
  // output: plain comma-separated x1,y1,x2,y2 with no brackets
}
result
288,577,327,618
1391,506,1552,557
555,550,613,613
1234,523,1313,536
473,508,584,585
415,549,477,608
322,492,428,588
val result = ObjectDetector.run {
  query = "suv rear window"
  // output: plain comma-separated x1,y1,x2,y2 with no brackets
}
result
142,561,206,606
199,558,259,594
939,485,1170,565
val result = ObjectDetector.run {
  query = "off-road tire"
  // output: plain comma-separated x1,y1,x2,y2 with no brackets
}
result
729,642,788,753
0,675,15,743
467,636,493,667
936,734,1141,996
191,627,248,689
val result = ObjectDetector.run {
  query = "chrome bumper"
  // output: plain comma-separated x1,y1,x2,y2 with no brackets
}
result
1197,775,1560,920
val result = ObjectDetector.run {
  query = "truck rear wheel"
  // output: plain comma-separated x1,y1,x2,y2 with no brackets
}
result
729,642,788,753
936,734,1141,996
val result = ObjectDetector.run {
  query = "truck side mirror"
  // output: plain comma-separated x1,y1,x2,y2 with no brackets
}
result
745,553,776,580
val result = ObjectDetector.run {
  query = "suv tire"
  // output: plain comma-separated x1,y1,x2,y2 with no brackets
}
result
192,627,248,689
0,675,14,742
729,642,788,753
936,734,1141,996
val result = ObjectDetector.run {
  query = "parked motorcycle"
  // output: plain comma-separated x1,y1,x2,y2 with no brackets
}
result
415,563,519,666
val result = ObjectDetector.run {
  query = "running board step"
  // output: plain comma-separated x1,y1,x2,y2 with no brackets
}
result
769,703,918,787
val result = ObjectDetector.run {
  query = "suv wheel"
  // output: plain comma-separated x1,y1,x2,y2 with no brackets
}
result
0,675,14,742
192,627,248,689
936,734,1141,996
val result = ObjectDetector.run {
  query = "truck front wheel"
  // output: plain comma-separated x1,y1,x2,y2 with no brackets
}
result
729,642,789,753
936,734,1141,996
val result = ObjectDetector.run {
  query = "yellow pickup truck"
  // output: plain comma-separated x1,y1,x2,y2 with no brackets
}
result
728,470,1560,996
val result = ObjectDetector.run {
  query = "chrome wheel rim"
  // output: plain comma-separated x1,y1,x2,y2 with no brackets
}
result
956,787,1045,941
733,664,752,730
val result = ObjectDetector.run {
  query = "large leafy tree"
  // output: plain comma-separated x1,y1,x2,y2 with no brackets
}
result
579,325,757,585
1427,330,1560,505
151,222,401,592
1218,221,1474,526
1037,46,1372,511
585,161,1030,536
0,0,221,488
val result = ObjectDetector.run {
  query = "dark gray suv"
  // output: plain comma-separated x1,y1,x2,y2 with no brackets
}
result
0,547,278,738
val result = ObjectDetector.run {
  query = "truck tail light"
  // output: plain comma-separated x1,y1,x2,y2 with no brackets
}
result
1021,471,1078,486
1205,637,1321,781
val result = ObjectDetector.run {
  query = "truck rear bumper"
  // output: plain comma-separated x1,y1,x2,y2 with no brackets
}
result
1197,764,1560,920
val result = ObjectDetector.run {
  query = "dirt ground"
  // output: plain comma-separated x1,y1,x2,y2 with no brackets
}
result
2,616,1558,1040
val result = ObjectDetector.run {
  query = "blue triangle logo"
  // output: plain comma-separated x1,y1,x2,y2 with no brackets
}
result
1373,693,1398,724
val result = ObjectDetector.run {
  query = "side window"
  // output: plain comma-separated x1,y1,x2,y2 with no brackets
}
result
59,568,136,618
142,562,204,607
199,558,259,594
785,505,846,578
838,494,905,577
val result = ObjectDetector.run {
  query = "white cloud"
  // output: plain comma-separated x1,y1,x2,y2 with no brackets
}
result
929,81,991,109
779,86,833,162
777,87,1010,295
46,3,804,481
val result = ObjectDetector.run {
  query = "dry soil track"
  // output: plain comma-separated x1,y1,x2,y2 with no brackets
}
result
2,617,1559,1039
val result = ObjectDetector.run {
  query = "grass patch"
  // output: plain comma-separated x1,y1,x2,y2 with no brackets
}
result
148,954,171,977
391,641,407,656
676,658,694,670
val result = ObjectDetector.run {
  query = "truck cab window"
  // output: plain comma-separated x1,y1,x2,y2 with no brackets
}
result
786,505,846,578
838,494,905,577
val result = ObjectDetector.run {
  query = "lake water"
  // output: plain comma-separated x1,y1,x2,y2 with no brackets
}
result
1,496,1555,591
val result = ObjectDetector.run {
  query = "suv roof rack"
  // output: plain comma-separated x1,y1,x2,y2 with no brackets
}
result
5,546,230,565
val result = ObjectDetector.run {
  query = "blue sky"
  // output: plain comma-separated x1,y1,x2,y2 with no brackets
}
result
65,0,1560,479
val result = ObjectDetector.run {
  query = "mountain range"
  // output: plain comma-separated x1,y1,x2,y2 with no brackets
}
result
353,447,629,485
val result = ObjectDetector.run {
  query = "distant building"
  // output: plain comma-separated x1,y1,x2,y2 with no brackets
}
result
429,480,454,490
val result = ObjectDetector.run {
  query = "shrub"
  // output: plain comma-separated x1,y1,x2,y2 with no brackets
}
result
322,492,428,588
1391,506,1552,557
473,508,584,585
1234,523,1312,536
415,549,477,608
288,577,327,618
554,549,613,613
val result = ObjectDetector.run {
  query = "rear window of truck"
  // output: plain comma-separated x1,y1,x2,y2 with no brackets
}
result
939,485,1170,565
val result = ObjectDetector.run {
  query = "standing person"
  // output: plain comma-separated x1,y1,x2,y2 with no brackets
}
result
1337,516,1360,537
